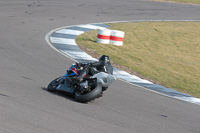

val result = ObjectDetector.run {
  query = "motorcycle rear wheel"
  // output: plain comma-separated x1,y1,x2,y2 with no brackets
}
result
75,83,102,103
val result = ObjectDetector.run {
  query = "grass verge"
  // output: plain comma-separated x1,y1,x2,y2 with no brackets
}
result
149,0,200,5
76,22,200,98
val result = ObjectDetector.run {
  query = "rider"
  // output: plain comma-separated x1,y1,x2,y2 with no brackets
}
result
74,55,113,82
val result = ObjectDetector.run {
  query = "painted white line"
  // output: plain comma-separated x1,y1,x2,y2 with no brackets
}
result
50,37,77,45
61,50,98,61
55,29,84,35
175,97,200,105
45,30,78,63
77,24,107,30
113,69,153,84
116,75,152,84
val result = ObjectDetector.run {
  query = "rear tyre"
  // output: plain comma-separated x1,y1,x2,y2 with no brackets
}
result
102,87,108,91
75,83,102,103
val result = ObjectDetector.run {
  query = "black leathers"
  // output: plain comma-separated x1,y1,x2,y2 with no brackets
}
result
75,61,113,82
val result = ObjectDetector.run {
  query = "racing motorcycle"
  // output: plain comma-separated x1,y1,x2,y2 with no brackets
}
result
47,56,116,103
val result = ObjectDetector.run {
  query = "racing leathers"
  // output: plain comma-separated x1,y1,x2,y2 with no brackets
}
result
75,61,113,82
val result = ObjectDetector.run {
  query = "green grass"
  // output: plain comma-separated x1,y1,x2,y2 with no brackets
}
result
174,0,200,4
151,0,200,4
76,22,200,98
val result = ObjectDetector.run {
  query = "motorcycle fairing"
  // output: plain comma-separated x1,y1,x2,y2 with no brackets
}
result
65,64,79,77
56,78,74,93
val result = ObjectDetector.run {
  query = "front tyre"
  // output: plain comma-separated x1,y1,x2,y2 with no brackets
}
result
75,84,102,103
47,77,62,92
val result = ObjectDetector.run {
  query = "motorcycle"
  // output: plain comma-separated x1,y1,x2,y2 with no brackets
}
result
47,62,116,103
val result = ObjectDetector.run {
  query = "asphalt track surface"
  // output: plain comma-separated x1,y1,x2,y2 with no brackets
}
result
0,0,200,133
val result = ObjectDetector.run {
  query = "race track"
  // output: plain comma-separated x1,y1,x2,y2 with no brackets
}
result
0,0,200,133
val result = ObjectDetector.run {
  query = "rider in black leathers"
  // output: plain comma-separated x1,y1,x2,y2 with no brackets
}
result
74,55,113,82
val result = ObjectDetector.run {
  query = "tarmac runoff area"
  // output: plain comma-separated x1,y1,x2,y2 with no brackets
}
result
46,20,200,106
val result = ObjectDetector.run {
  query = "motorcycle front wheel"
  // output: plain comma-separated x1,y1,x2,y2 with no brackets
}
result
47,77,63,92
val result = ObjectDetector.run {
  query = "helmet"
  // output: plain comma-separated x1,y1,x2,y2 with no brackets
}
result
66,64,79,77
99,55,110,63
